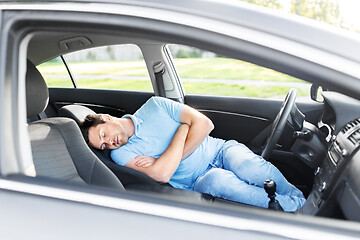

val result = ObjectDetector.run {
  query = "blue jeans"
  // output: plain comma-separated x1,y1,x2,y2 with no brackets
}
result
193,140,305,212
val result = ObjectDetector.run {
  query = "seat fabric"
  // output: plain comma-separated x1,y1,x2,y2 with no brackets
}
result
28,117,124,189
26,60,124,190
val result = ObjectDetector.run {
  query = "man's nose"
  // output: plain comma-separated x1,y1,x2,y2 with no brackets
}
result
105,138,113,145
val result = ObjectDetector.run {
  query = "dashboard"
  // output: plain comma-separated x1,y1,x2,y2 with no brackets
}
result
301,92,360,221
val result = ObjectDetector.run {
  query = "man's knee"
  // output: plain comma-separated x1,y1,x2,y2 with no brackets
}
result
194,168,228,193
223,146,260,170
223,142,254,160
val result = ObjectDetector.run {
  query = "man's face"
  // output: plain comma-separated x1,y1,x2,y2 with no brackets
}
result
88,120,129,150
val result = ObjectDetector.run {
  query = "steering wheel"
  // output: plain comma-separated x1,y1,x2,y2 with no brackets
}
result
261,88,297,160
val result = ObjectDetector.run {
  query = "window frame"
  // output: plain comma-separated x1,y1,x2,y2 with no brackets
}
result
60,55,77,88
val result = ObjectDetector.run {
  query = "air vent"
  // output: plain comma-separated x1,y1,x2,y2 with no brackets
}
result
348,129,360,146
341,118,360,134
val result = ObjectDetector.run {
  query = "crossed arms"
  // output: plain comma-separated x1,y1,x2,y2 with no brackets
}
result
125,105,214,183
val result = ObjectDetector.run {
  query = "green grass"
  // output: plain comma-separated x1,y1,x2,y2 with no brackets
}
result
41,76,153,91
40,77,74,88
39,60,149,76
173,58,302,82
183,82,308,98
76,78,153,91
38,58,309,98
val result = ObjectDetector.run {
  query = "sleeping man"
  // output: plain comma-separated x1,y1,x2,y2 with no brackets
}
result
79,96,305,211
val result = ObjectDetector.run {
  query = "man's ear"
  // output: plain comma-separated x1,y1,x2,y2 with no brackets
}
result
100,114,113,122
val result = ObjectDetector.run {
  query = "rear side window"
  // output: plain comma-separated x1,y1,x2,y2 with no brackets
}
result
38,44,153,92
37,56,74,88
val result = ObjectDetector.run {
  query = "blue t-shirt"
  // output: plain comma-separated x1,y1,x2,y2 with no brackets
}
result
111,97,225,190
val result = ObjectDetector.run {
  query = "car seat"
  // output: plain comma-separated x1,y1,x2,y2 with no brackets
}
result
26,60,125,190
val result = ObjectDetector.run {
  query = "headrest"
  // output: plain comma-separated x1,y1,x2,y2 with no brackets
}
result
59,104,96,123
26,60,49,118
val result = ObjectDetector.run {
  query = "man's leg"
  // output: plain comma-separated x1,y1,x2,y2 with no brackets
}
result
220,140,304,198
193,168,305,212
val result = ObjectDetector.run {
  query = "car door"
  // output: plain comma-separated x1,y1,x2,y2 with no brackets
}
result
4,2,360,239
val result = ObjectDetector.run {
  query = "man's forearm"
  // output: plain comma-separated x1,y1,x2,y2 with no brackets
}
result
125,123,189,183
149,123,189,182
180,106,214,160
182,119,213,160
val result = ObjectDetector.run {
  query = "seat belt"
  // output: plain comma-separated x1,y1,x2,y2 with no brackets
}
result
27,112,47,123
153,62,166,97
39,112,47,119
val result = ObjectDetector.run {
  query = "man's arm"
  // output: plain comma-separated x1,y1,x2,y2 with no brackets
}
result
179,105,214,160
125,124,189,183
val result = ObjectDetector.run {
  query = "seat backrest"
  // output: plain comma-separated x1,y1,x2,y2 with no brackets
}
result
59,103,161,187
26,60,124,190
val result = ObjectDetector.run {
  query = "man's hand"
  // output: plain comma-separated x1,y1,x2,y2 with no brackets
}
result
135,155,156,168
125,123,189,183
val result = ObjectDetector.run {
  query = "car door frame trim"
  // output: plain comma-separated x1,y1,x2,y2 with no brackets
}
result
0,177,359,240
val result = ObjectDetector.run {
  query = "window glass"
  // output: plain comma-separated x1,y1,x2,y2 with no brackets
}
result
63,44,152,91
37,56,74,88
168,44,310,99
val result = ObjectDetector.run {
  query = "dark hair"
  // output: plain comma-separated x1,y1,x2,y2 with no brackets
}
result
78,114,105,144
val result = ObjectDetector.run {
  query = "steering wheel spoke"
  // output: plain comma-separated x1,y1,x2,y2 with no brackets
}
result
261,88,297,160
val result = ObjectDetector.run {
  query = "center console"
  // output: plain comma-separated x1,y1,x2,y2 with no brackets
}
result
302,118,360,215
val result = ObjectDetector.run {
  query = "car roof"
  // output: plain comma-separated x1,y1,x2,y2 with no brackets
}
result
3,0,360,63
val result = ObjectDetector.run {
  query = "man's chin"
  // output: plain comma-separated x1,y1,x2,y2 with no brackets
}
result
111,144,123,150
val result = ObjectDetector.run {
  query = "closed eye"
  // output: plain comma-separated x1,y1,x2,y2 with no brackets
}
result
99,130,106,150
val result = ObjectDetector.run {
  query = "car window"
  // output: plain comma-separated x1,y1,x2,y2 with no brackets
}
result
168,44,311,99
37,56,74,88
65,44,152,91
38,44,153,91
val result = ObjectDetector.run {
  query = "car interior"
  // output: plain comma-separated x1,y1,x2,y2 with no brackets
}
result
27,32,267,206
26,53,227,204
22,24,360,222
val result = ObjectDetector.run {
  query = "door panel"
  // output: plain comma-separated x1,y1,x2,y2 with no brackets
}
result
185,94,323,147
185,95,276,145
3,177,345,240
202,109,269,144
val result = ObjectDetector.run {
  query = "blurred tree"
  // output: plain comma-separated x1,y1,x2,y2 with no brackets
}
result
240,0,341,27
243,0,282,9
176,48,203,58
106,46,116,61
86,51,96,61
290,0,341,26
